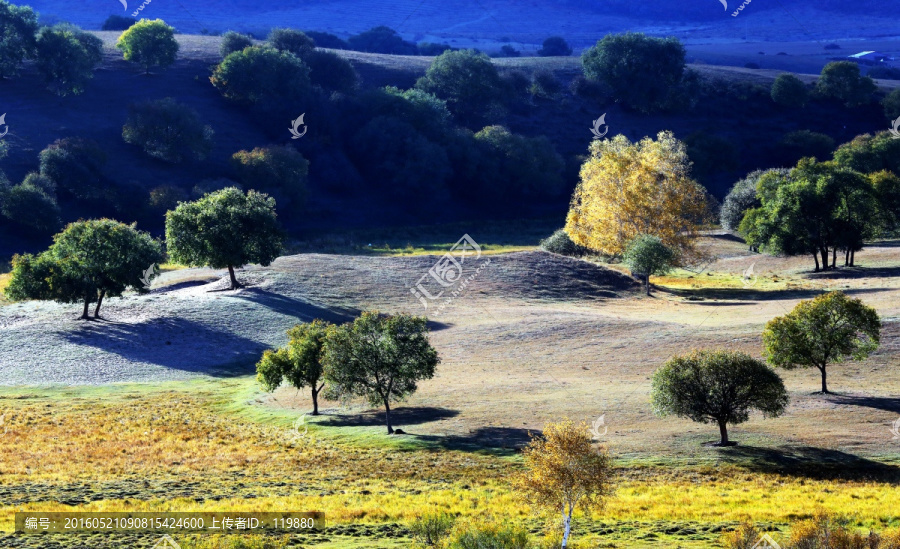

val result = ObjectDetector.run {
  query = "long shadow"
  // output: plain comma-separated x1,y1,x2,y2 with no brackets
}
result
318,406,460,428
233,288,359,323
806,266,900,280
60,317,264,376
827,394,900,414
662,286,894,303
413,426,537,453
717,445,900,482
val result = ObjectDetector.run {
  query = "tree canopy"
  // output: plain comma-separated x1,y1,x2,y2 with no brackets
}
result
123,98,214,163
0,0,38,79
115,19,180,74
622,234,676,296
35,25,103,96
416,49,505,126
815,61,876,108
165,188,284,290
257,320,331,415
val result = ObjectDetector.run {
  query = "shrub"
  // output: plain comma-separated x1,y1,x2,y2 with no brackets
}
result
268,28,315,55
445,521,531,549
21,172,55,194
771,73,809,108
304,30,347,50
347,26,417,54
582,32,686,114
0,0,39,79
868,66,900,80
192,178,240,198
101,14,135,31
115,18,179,74
231,146,309,210
883,89,900,120
148,184,188,214
473,125,565,199
0,182,61,233
623,234,676,295
815,61,876,107
529,70,563,99
302,49,357,93
779,130,835,162
38,137,107,200
418,42,452,56
416,49,504,125
540,229,589,257
409,512,456,547
569,74,608,100
498,44,520,57
220,30,253,57
34,24,102,96
685,131,740,182
123,98,214,163
538,36,572,56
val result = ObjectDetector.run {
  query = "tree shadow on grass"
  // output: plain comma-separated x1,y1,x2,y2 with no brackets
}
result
826,394,900,414
60,317,264,376
232,288,360,323
317,406,460,428
805,266,900,280
413,426,536,454
661,286,894,303
716,445,900,482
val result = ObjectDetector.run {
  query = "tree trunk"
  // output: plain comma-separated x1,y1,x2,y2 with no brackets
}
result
227,265,241,290
813,253,820,272
832,247,837,269
561,507,572,549
850,250,855,266
819,365,829,394
820,248,829,270
81,296,91,320
383,399,394,434
93,290,105,318
645,274,651,296
845,248,850,267
717,419,729,446
311,384,324,416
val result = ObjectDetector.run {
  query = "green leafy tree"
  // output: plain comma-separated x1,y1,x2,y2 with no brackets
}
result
302,49,357,93
219,30,252,57
720,169,789,232
651,350,789,446
115,19,179,74
35,25,103,96
815,61,876,107
581,32,686,114
268,28,315,56
323,311,440,434
416,49,505,125
771,73,809,108
883,89,900,120
0,0,38,79
472,125,565,199
778,130,835,163
4,219,163,319
101,14,135,31
123,98,214,163
763,291,881,394
231,146,309,210
870,170,900,232
623,234,676,296
0,181,61,234
347,26,417,55
257,320,331,415
165,187,283,290
833,131,900,176
537,36,572,56
21,171,55,193
38,138,107,201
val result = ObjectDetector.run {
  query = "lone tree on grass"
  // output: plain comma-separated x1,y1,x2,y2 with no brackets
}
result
763,291,880,394
515,419,614,549
323,312,440,434
651,350,789,446
4,219,163,319
257,320,331,415
165,188,284,290
623,234,676,296
115,19,179,74
35,25,103,96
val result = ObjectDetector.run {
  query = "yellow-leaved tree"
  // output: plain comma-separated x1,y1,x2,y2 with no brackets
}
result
515,419,614,549
565,131,712,262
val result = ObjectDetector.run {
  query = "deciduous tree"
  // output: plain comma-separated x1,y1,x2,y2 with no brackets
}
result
35,25,103,96
623,234,676,296
123,98,214,163
115,19,179,74
257,320,331,415
0,0,38,79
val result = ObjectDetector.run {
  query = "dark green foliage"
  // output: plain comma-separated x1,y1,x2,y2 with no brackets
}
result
779,130,835,163
38,137,107,201
685,132,740,182
410,513,455,547
870,171,900,232
323,311,440,434
623,234,676,295
115,19,179,74
0,0,38,78
815,61,876,107
771,73,809,108
347,26,417,55
192,178,240,198
833,131,900,175
581,33,686,114
257,320,331,415
497,45,519,57
4,219,163,318
651,350,789,445
764,291,880,394
540,229,589,257
569,74,609,101
268,28,315,56
537,36,572,56
447,522,530,549
0,181,61,234
231,146,309,211
720,169,789,232
35,24,102,96
21,171,55,194
100,14,135,31
165,187,284,289
304,31,347,50
418,42,452,56
416,49,505,125
122,98,214,163
219,30,253,57
882,89,900,120
866,66,900,80
148,184,188,214
472,125,565,199
529,70,562,99
302,49,357,93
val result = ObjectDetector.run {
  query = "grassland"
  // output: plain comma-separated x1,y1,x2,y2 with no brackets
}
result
0,231,898,547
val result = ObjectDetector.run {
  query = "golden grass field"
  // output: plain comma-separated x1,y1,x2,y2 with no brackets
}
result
0,231,898,548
